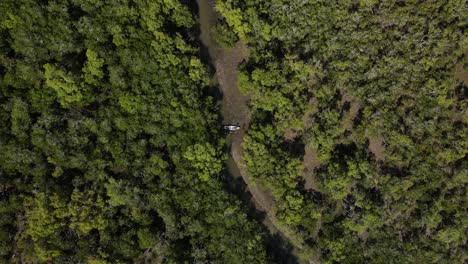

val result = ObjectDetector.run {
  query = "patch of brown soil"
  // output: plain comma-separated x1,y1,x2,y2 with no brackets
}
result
369,137,385,161
300,99,321,190
451,58,467,124
358,230,369,244
302,98,319,129
454,49,468,85
340,92,361,130
284,128,300,140
307,76,318,89
450,112,468,123
454,62,468,86
302,146,321,190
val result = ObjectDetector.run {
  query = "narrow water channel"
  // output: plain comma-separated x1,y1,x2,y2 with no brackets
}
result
196,0,248,183
197,0,219,60
195,1,301,263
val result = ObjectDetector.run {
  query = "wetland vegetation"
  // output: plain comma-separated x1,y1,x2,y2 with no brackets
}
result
0,0,466,263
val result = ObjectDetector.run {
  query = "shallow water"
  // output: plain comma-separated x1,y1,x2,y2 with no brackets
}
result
195,1,301,262
197,0,219,61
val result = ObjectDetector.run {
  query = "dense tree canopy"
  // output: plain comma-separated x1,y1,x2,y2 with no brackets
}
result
216,0,467,262
0,0,268,262
1,0,466,263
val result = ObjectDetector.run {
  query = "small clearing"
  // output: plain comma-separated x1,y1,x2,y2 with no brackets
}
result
454,49,467,86
302,146,321,190
284,128,300,141
301,98,321,191
454,62,468,86
369,137,385,161
340,92,361,131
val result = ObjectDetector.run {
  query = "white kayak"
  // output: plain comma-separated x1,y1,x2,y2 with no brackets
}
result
224,125,241,131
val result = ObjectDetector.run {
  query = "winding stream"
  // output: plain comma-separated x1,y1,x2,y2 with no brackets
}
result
196,1,304,263
196,0,273,220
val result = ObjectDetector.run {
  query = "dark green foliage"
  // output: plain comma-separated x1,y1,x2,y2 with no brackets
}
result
212,20,239,49
0,0,267,262
1,0,466,262
217,0,467,262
